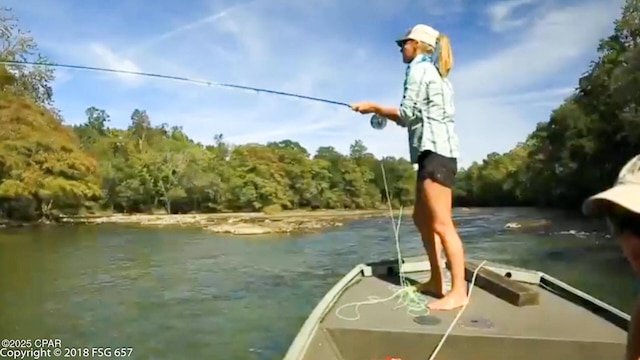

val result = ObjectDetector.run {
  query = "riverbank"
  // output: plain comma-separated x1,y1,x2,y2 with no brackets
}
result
50,208,411,235
1,207,566,236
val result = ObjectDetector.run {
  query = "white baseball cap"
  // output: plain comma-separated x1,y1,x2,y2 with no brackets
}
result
396,24,440,47
583,154,640,216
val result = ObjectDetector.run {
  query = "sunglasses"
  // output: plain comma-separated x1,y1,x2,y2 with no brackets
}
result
397,39,415,48
607,209,640,238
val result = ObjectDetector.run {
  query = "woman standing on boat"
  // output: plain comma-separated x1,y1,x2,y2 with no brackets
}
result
350,24,466,311
582,155,640,360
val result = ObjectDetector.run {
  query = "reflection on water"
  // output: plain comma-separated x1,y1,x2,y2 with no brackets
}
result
0,208,635,359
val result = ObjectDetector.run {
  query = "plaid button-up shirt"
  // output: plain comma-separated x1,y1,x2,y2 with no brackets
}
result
396,55,460,163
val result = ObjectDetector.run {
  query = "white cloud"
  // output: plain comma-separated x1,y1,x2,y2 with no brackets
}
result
88,43,142,84
456,1,621,96
6,0,624,168
486,0,540,32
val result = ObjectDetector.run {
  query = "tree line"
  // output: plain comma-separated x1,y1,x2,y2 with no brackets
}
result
1,1,638,222
1,82,419,220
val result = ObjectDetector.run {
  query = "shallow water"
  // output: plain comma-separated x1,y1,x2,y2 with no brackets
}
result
0,208,635,359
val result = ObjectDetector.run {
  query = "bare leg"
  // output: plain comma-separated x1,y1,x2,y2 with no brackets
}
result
412,183,445,297
421,178,467,311
434,235,445,269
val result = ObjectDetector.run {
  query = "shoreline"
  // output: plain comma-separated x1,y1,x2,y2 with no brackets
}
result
2,208,412,235
1,207,569,236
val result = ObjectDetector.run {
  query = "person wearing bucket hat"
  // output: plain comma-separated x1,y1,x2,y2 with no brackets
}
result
350,24,466,311
582,154,640,360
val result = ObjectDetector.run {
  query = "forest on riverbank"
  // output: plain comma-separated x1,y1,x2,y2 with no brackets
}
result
1,2,638,222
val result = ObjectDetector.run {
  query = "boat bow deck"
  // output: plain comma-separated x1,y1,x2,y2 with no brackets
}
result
287,257,629,360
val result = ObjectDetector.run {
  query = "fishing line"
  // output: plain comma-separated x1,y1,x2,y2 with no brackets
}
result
334,163,486,360
0,59,351,108
335,164,429,321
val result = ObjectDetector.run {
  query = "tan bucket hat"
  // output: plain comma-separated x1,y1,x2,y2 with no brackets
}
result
582,154,640,216
396,24,439,47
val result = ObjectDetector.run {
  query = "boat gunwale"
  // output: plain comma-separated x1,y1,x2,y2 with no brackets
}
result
283,263,368,360
538,273,630,330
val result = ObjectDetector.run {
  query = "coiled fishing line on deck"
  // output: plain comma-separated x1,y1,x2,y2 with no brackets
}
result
334,207,431,321
335,164,429,321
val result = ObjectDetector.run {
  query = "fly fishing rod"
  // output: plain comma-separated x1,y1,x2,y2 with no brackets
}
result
0,59,350,107
1,59,395,130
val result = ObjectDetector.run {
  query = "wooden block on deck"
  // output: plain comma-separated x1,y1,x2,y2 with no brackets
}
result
465,261,540,307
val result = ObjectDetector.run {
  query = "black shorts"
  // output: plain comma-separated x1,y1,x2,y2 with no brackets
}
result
416,150,458,188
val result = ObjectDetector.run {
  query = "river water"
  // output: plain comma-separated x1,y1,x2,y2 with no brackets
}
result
0,208,636,359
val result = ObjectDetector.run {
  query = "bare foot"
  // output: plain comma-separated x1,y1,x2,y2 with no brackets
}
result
426,290,468,311
416,279,445,298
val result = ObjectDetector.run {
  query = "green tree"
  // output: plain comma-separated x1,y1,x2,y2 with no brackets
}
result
0,7,55,107
0,66,100,221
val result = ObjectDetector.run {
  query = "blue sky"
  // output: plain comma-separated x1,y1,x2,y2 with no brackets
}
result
6,0,623,167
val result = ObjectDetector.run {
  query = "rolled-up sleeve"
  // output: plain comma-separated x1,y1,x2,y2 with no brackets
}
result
398,64,426,127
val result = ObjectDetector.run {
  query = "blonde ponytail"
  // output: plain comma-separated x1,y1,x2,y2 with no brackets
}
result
436,34,453,78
